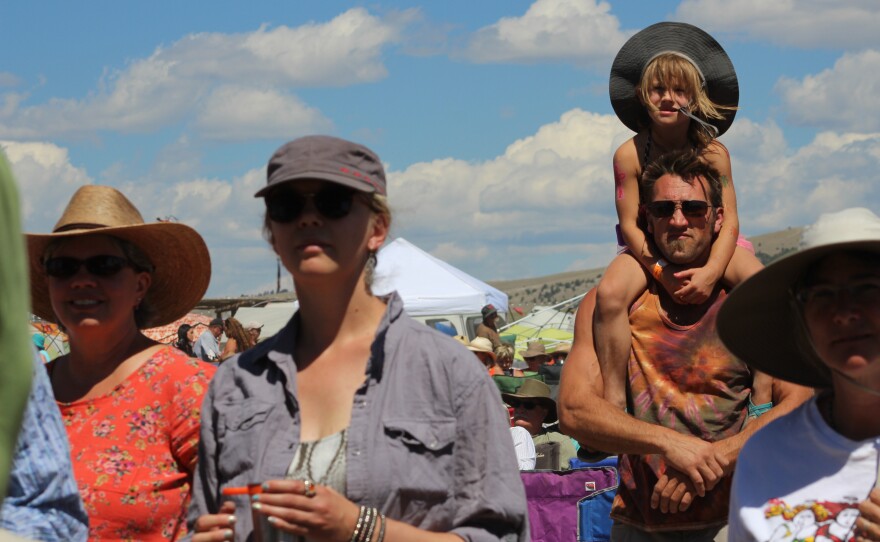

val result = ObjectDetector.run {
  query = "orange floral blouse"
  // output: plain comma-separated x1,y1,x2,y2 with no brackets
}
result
50,346,216,541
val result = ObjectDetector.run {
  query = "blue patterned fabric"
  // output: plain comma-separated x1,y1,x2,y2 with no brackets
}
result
0,350,88,541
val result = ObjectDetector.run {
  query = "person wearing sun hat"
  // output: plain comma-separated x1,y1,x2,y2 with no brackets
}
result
467,336,504,376
596,21,764,413
718,208,880,541
502,379,577,470
26,184,216,540
476,303,503,349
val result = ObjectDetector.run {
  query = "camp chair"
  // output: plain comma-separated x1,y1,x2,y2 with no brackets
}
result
521,456,619,542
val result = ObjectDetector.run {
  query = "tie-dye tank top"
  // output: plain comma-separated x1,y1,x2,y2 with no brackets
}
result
611,286,752,531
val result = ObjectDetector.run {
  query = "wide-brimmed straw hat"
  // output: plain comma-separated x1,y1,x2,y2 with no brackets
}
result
467,337,496,359
609,22,739,136
520,340,549,359
501,379,557,424
26,185,211,328
717,208,880,388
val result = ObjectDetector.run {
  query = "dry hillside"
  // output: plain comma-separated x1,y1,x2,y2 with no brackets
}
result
491,227,804,316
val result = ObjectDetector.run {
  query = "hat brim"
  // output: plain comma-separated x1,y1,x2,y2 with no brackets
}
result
717,240,880,388
254,170,379,198
27,222,211,328
500,391,557,424
609,22,738,136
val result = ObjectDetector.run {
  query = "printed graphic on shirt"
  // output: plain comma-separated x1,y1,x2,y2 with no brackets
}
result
762,498,860,542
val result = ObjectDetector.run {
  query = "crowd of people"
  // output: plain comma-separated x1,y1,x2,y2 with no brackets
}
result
0,19,878,542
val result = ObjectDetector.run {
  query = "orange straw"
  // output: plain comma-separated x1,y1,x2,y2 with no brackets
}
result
221,483,263,496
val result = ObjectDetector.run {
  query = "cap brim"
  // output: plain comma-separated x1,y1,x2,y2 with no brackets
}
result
718,240,880,388
254,171,379,198
27,222,211,328
609,22,738,135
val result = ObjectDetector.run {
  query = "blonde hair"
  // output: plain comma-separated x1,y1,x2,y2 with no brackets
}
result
638,53,737,147
495,343,515,369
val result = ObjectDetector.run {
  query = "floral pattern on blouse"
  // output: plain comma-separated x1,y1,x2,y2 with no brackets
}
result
52,346,215,541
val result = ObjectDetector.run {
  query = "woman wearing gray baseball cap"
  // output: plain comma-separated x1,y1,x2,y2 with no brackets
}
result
189,136,528,542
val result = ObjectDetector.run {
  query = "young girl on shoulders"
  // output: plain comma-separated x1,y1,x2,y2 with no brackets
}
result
598,22,767,412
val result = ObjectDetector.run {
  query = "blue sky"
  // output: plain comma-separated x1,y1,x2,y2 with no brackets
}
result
3,0,879,296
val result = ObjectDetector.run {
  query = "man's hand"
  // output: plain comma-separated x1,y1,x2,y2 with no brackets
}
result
651,469,697,514
661,434,728,497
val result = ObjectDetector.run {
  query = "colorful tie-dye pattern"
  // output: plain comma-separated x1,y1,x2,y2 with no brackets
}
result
611,287,752,531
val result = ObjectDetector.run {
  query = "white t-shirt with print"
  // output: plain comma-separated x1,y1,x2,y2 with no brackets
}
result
729,395,878,542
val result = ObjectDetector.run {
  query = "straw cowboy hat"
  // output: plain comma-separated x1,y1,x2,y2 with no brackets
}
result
501,379,558,424
519,341,549,359
26,185,211,328
609,22,739,136
467,337,496,359
717,208,880,388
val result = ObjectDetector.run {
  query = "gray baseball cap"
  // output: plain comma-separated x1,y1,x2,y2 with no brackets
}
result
255,135,386,197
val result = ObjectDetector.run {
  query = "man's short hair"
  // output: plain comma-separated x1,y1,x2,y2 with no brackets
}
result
639,149,723,208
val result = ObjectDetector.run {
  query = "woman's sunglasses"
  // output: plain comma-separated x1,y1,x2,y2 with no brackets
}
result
266,185,357,223
645,200,711,218
43,255,134,279
507,399,540,410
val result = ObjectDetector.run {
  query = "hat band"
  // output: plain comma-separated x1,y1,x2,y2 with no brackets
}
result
54,222,117,233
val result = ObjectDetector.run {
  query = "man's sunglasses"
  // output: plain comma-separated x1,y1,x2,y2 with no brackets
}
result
507,399,540,410
43,255,134,279
266,185,357,223
645,200,711,218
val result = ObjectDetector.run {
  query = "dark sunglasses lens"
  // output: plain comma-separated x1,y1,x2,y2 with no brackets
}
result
44,255,128,278
87,255,128,276
44,257,80,278
266,192,306,223
681,201,709,216
648,202,675,217
314,186,355,219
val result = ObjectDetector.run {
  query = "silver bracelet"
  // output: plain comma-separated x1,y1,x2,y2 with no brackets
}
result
349,506,367,542
375,514,387,542
363,508,379,542
359,507,376,542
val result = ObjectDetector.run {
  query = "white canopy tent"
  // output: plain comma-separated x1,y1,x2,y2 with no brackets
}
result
372,238,508,316
233,238,508,339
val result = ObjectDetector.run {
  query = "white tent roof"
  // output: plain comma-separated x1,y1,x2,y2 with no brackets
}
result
233,238,508,339
373,238,508,316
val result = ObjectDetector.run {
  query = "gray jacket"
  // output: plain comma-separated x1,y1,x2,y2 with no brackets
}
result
187,293,529,541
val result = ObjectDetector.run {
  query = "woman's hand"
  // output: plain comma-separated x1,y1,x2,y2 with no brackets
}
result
192,501,237,541
857,488,880,541
252,479,360,542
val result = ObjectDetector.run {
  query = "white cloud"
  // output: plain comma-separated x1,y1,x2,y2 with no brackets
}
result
464,0,630,67
195,86,333,141
723,119,880,230
1,141,92,224
0,8,402,140
0,72,21,87
776,50,880,132
674,0,880,49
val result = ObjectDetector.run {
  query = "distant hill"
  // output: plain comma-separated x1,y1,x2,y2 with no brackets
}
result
200,226,805,317
490,226,804,316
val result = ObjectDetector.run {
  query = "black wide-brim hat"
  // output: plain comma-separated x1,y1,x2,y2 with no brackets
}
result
610,22,739,136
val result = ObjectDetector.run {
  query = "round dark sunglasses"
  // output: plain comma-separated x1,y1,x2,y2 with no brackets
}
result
266,185,357,223
645,200,712,218
43,255,134,279
507,399,540,411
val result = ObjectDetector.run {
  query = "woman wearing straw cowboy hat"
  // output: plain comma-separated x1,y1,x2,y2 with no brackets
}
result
502,379,577,470
26,185,216,540
467,336,505,376
718,208,880,541
189,135,527,542
596,21,765,412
